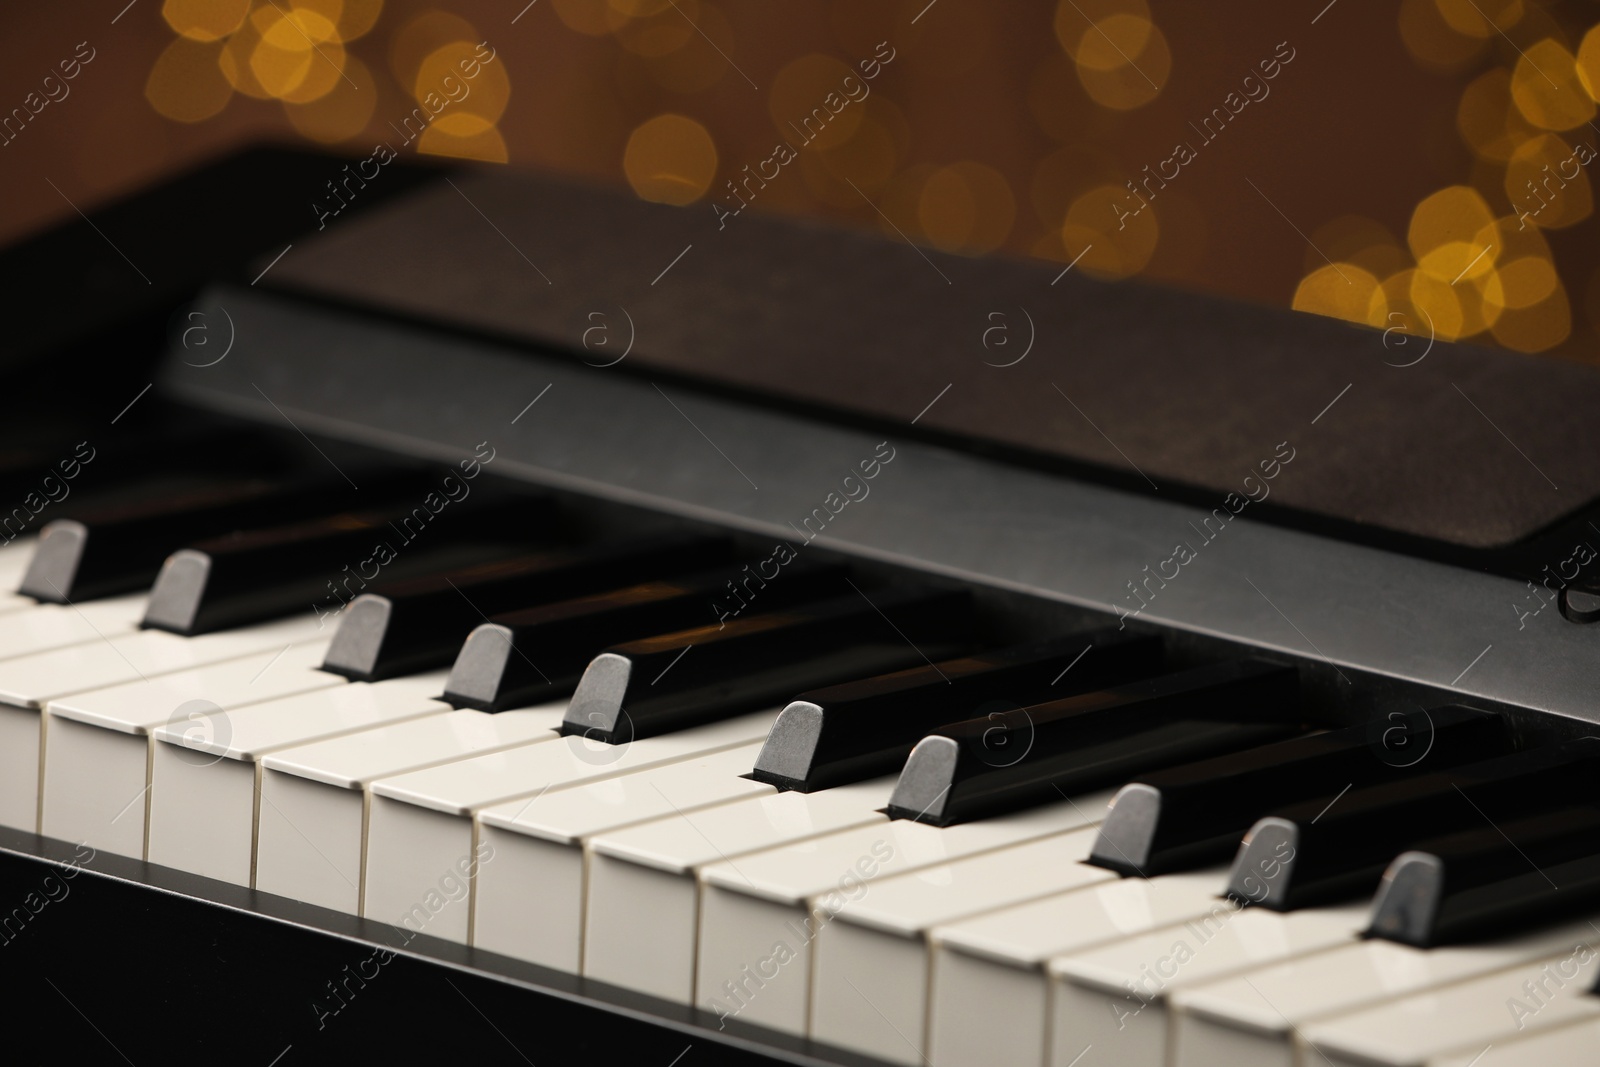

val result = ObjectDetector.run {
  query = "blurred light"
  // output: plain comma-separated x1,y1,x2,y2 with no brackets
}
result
1505,132,1593,228
1399,0,1487,71
1433,0,1523,39
146,37,233,122
218,14,275,99
419,123,509,163
1490,281,1571,350
624,114,718,205
1510,39,1594,131
616,0,697,57
1484,255,1559,309
1292,263,1385,326
1306,215,1408,280
1061,183,1158,278
416,41,509,133
1457,68,1534,162
390,10,479,88
285,54,376,142
643,4,734,93
769,55,867,152
1577,24,1600,102
1029,144,1123,229
162,0,251,42
1053,0,1149,58
916,162,1015,255
336,0,384,41
552,0,629,36
1073,16,1169,110
1407,185,1496,282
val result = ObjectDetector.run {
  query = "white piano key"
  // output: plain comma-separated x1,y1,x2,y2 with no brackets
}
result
812,826,1114,1066
1429,1016,1600,1067
1299,942,1600,1067
1045,903,1369,1067
926,868,1233,1067
583,777,897,1003
473,742,773,972
363,709,778,947
146,670,456,888
39,639,336,858
0,594,145,662
695,792,1116,1038
255,701,567,913
1171,916,1600,1067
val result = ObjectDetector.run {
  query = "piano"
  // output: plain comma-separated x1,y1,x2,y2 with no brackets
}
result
5,146,1600,1067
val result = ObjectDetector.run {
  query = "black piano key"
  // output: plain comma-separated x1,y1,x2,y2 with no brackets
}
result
1224,737,1600,911
20,478,382,603
884,658,1302,827
320,534,734,681
560,587,975,744
442,559,855,710
748,630,1165,793
140,496,554,635
1087,705,1512,877
1366,806,1600,948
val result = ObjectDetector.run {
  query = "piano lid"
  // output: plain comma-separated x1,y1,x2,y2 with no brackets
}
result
263,165,1595,551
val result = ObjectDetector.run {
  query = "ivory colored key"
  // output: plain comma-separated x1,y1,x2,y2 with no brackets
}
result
254,700,567,912
40,637,338,858
0,611,324,834
1046,902,1369,1067
811,826,1115,1066
582,777,899,1002
0,594,147,659
695,794,1115,1038
363,709,779,945
1170,916,1600,1067
1299,943,1600,1067
925,869,1234,1067
1428,1016,1600,1067
473,742,774,971
147,671,457,888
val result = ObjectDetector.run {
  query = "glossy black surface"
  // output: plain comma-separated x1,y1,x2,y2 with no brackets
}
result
560,587,974,744
1089,706,1512,876
749,630,1164,792
320,533,733,681
885,658,1303,827
1366,806,1600,948
140,495,552,635
1226,737,1600,911
441,559,853,710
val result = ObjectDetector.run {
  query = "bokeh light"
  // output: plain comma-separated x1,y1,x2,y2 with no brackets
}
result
624,113,718,205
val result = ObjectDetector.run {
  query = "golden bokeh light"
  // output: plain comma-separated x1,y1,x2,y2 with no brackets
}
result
1061,183,1158,279
1457,68,1537,161
1305,215,1408,279
1433,0,1523,39
390,10,479,89
1407,185,1497,280
1053,0,1149,58
624,114,718,205
1505,132,1594,228
336,0,384,42
419,122,509,163
1510,39,1594,130
1484,255,1560,309
162,0,251,42
916,162,1015,255
768,55,868,153
1074,17,1170,110
1399,0,1487,71
284,53,376,143
415,41,509,134
146,37,233,123
1577,24,1600,102
218,13,275,99
615,0,697,58
1490,282,1571,350
1292,263,1386,327
642,4,735,93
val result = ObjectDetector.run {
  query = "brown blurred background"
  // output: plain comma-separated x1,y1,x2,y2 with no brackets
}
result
3,0,1597,359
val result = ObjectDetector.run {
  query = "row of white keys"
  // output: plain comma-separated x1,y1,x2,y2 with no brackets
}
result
0,609,326,833
927,868,1238,1067
474,741,774,972
1430,1015,1600,1067
1172,914,1600,1067
1045,900,1371,1067
694,794,1116,1038
363,709,781,944
582,776,900,1002
40,635,338,857
811,826,1117,1065
147,670,461,889
254,698,567,913
1298,941,1600,1067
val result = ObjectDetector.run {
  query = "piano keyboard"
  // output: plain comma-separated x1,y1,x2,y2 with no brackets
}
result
0,432,1597,1067
12,148,1600,1067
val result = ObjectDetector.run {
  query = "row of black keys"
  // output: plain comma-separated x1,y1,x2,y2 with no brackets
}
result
24,474,1600,955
